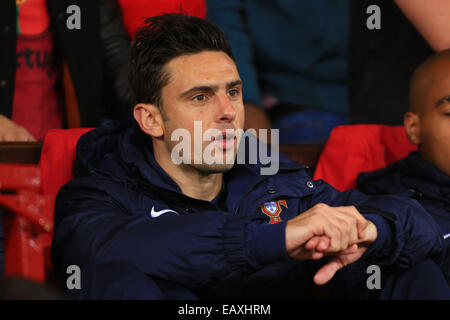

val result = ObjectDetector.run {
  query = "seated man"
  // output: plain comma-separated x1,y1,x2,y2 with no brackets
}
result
358,50,450,285
51,14,449,299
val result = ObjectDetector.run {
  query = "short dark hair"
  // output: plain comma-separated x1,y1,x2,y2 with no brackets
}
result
130,13,235,107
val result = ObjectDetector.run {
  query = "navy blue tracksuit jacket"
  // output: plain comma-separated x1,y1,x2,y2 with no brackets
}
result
358,152,450,285
51,120,448,299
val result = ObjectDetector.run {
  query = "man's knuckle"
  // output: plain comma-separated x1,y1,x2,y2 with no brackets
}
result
342,223,351,234
332,226,341,239
314,203,327,210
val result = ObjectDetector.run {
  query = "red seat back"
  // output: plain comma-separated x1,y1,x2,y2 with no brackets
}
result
40,128,93,196
313,125,417,191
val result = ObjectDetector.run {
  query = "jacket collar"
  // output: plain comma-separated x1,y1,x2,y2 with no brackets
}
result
358,151,450,207
399,152,450,206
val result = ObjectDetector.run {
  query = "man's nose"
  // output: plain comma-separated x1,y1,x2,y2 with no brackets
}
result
216,93,236,123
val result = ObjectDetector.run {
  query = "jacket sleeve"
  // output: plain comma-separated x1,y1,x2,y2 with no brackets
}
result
66,261,165,300
51,178,288,292
310,179,444,268
206,0,262,105
99,0,131,117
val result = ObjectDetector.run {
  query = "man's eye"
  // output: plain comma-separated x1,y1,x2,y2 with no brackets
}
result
193,94,206,102
228,88,240,97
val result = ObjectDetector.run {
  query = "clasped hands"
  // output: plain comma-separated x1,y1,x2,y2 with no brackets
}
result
285,203,378,285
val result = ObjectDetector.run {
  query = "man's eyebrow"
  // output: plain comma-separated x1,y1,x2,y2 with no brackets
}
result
227,80,243,89
178,85,219,99
435,95,450,108
178,80,242,99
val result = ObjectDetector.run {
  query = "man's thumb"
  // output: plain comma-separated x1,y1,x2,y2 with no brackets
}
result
313,258,344,286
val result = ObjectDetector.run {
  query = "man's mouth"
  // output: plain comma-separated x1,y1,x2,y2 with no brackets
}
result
212,131,236,150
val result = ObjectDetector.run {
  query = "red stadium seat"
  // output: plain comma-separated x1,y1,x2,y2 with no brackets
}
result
0,128,92,283
40,128,92,196
313,124,418,191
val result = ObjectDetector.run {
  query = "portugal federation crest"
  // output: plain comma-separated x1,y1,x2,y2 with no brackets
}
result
260,200,288,224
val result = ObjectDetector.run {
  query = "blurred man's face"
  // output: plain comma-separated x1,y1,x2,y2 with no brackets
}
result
159,51,245,173
416,61,450,176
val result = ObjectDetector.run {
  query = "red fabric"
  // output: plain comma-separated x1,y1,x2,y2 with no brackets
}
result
118,0,207,40
313,125,418,191
12,29,64,141
40,128,93,196
16,0,50,35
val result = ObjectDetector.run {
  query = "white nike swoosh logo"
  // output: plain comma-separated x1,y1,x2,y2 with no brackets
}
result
150,206,179,218
443,233,450,240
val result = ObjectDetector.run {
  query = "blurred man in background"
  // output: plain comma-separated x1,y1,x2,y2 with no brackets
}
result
358,50,450,285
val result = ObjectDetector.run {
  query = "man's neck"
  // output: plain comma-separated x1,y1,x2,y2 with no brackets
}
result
153,144,223,202
174,169,223,202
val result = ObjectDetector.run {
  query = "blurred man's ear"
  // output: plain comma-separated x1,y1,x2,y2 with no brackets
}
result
404,111,421,145
134,103,164,138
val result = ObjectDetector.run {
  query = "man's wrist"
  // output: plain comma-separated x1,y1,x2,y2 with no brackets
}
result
359,213,394,260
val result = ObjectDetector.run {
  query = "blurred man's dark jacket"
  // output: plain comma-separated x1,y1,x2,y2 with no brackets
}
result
349,0,433,125
358,152,450,285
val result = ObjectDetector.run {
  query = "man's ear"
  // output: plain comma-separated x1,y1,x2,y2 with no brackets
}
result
133,103,164,138
404,111,421,145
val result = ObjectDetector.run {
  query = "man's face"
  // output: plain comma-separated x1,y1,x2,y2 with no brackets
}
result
158,51,245,173
417,62,450,176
